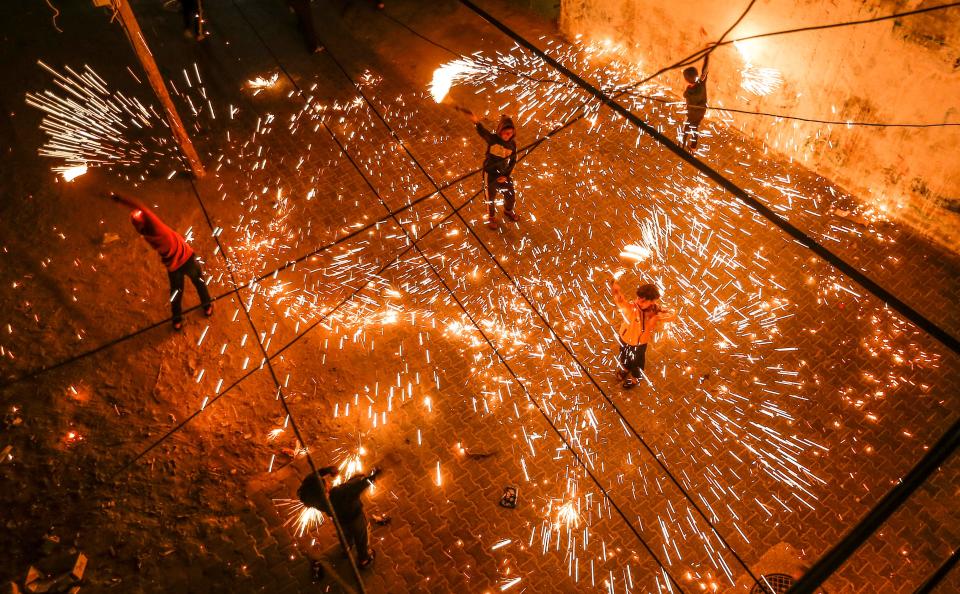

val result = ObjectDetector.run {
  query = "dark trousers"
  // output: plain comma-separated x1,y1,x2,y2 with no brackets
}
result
168,255,211,322
342,513,370,558
618,342,647,379
484,173,516,218
288,0,320,52
683,107,706,147
181,0,201,34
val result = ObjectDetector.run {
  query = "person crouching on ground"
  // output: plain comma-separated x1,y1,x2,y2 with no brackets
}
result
298,466,382,568
608,277,676,388
111,192,213,331
471,112,518,229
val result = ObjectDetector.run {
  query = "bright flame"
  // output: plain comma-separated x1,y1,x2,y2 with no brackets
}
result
58,164,87,182
429,60,481,103
333,448,366,486
740,65,783,96
276,499,325,537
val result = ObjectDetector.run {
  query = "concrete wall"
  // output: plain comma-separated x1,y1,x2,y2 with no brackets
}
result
560,0,960,251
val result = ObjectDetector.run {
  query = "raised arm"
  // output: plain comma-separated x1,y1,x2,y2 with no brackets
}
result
700,53,710,80
607,279,629,308
474,122,497,144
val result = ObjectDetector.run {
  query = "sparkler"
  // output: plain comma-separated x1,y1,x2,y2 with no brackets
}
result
58,164,88,182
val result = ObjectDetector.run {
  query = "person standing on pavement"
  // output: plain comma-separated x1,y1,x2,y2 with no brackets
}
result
471,113,518,229
608,278,676,388
111,192,213,331
298,466,382,568
180,0,206,41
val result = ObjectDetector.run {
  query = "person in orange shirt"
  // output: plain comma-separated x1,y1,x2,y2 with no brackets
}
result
608,278,676,388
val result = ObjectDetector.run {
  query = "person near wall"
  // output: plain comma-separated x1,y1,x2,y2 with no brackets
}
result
682,54,709,149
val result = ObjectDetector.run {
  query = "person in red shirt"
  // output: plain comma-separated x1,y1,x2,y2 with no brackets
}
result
111,192,213,330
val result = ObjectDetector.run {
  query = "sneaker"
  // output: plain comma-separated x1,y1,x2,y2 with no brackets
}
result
504,210,519,222
622,379,638,389
486,216,498,229
204,303,214,317
173,319,184,331
615,369,628,382
358,550,376,568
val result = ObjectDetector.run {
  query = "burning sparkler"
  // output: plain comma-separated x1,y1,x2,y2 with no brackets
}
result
429,59,483,103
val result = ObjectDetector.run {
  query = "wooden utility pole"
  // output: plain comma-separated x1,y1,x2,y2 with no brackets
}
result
110,0,205,178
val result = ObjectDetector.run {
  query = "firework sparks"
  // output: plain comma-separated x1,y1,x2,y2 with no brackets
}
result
58,163,88,182
429,59,484,103
740,65,783,96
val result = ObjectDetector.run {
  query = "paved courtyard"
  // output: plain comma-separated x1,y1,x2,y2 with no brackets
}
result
0,1,958,593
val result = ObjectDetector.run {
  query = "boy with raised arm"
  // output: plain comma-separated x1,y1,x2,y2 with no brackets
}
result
111,192,213,331
608,278,676,388
471,113,518,229
682,54,709,150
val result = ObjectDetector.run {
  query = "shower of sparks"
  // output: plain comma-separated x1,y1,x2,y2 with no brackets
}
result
275,499,325,537
429,59,484,103
25,62,178,176
247,72,280,89
19,30,952,594
59,163,88,182
740,65,783,96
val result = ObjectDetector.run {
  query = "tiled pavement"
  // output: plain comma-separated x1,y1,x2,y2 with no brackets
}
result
0,1,958,593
